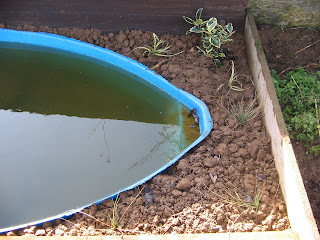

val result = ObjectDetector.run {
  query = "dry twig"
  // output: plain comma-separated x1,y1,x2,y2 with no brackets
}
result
279,62,320,76
150,59,169,70
295,40,320,54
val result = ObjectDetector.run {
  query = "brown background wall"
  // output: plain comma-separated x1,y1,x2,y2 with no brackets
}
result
0,0,248,34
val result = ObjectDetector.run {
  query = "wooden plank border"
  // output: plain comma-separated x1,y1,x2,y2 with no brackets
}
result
244,8,320,240
0,230,298,240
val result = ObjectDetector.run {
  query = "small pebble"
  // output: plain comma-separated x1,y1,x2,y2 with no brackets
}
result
152,215,161,224
257,173,266,181
203,156,219,168
144,186,154,206
54,228,65,236
35,229,46,236
6,231,15,236
172,189,182,197
176,178,191,190
24,226,36,234
257,149,267,161
212,225,221,233
69,229,78,236
278,204,286,212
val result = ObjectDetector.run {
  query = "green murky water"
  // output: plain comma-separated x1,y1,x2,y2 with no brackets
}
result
0,43,199,229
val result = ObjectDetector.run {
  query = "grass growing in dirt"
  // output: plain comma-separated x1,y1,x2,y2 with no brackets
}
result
78,187,145,235
217,60,251,93
206,183,262,212
228,98,261,127
271,67,320,155
132,33,184,57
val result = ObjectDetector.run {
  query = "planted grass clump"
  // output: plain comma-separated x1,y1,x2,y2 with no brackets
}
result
228,98,261,127
132,33,184,57
1,23,290,236
206,182,262,212
271,67,320,155
75,187,145,235
217,60,252,93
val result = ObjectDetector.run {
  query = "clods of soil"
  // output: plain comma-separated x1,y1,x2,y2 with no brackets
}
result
1,24,290,236
258,25,320,230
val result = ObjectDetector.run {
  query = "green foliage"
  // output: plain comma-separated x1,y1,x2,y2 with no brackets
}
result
108,194,120,230
310,145,320,155
229,98,261,127
271,67,320,154
108,187,145,231
183,8,235,67
217,60,250,93
133,33,184,57
206,183,262,212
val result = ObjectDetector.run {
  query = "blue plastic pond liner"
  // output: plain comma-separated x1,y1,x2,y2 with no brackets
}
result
0,28,213,232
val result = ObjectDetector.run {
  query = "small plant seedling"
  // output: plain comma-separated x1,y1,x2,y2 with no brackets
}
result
217,60,251,93
310,145,320,155
108,186,145,231
78,186,145,234
183,8,235,67
227,60,243,91
228,98,261,127
108,194,120,230
205,183,262,212
132,33,184,57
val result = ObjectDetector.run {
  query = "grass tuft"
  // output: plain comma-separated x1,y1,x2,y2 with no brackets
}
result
217,61,252,93
77,186,145,234
108,186,145,231
132,33,184,57
228,98,261,127
205,183,262,212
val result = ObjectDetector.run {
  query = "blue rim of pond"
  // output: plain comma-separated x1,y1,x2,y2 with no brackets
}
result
0,28,213,232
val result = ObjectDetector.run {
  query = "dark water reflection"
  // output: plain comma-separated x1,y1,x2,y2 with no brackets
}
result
0,43,199,229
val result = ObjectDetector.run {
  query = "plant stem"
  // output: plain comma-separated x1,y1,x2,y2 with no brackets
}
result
312,92,320,137
118,186,145,224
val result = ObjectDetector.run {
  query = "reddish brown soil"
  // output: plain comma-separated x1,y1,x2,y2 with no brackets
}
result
258,25,320,230
1,24,289,236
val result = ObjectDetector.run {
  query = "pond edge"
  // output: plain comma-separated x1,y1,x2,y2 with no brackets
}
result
0,28,213,233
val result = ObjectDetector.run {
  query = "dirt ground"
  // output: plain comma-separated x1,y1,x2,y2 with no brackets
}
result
258,25,320,231
1,24,290,236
